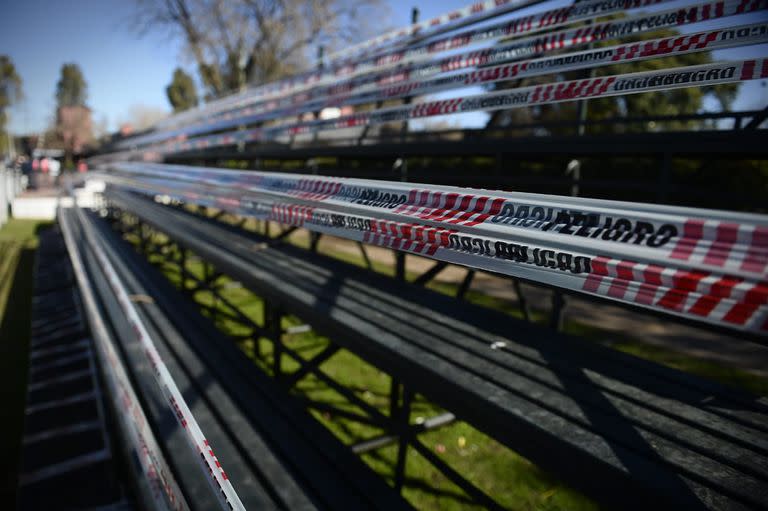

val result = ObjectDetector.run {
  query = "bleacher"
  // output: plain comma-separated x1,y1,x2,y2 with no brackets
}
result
41,0,768,509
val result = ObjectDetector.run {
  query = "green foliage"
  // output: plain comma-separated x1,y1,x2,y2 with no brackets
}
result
55,63,88,108
166,67,199,112
0,55,22,151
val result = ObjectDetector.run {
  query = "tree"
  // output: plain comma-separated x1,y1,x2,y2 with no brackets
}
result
122,104,168,131
134,0,386,99
56,63,87,108
166,68,199,112
53,64,91,162
0,55,23,153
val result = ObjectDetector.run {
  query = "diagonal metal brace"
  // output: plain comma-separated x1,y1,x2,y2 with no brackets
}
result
412,261,448,286
283,344,341,387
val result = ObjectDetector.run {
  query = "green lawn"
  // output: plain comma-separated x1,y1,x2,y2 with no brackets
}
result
0,219,52,507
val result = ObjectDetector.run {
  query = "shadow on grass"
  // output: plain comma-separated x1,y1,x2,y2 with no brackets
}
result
0,247,36,507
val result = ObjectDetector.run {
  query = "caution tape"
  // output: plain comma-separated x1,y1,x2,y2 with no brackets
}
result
95,164,768,336
326,0,542,63
119,19,768,150
329,0,670,76
252,0,667,100
368,0,768,88
150,0,671,135
73,206,246,510
147,58,767,154
60,207,190,511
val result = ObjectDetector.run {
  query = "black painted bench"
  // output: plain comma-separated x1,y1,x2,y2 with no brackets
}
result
106,188,768,511
60,206,414,511
18,228,130,510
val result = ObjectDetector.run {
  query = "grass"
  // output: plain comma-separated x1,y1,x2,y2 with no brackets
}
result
0,219,52,507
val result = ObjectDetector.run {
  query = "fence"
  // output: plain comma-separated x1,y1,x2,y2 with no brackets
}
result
0,163,23,229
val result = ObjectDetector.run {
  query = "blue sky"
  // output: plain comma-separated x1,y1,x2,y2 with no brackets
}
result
1,0,766,134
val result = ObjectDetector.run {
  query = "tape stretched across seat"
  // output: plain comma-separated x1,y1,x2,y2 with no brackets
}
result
96,163,768,336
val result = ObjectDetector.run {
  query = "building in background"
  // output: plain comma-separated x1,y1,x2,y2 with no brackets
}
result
56,105,93,157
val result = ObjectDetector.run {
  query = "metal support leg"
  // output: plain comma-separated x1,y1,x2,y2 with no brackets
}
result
266,302,283,380
178,245,189,295
389,378,401,420
138,221,148,255
550,291,566,331
310,232,321,253
456,270,475,299
357,242,372,270
394,386,414,492
204,261,219,324
395,252,406,281
513,279,531,322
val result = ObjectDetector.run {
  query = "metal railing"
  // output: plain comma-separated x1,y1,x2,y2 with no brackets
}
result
0,163,24,229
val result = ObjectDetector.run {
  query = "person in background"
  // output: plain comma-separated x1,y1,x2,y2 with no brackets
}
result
40,157,50,188
30,158,39,189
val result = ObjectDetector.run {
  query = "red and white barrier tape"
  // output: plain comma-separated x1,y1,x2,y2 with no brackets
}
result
327,0,545,62
119,18,768,150
327,0,544,62
346,0,768,95
328,0,670,75
60,207,190,511
73,206,246,510
151,58,767,154
149,0,671,134
97,164,768,336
